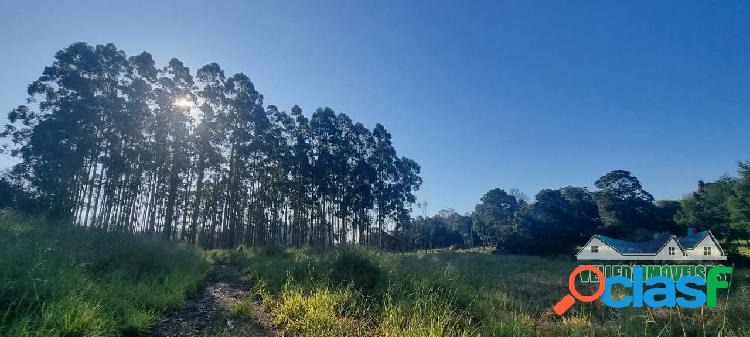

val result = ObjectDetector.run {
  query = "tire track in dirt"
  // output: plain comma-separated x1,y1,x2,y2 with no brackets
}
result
145,264,277,337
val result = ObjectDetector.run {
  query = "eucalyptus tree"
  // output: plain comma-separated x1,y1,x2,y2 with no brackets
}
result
221,73,264,246
2,42,423,250
287,105,314,246
191,63,227,244
308,107,340,247
154,58,196,240
391,156,422,236
370,123,398,247
266,105,296,245
4,43,128,219
115,51,158,232
347,122,376,244
334,114,362,244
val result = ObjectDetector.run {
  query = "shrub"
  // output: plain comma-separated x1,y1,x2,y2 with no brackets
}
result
0,209,208,337
330,249,384,295
229,297,255,318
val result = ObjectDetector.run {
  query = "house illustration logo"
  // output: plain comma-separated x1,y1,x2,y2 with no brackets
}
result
577,228,726,261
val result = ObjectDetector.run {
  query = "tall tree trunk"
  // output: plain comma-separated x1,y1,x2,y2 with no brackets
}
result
163,159,180,241
190,157,206,245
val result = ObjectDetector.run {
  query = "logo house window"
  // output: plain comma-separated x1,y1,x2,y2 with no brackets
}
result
668,247,676,256
704,246,712,256
591,245,598,253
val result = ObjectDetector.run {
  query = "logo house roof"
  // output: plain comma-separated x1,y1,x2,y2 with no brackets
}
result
576,230,727,260
588,234,680,256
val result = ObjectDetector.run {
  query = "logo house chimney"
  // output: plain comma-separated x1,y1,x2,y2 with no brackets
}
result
653,232,660,240
687,227,696,235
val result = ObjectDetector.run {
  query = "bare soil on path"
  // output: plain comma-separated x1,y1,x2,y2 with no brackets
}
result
144,264,277,337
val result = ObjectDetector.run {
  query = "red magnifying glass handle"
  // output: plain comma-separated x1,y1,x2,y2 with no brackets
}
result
553,294,576,315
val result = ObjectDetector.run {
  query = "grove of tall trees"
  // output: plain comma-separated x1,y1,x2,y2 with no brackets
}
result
2,42,749,256
0,42,422,248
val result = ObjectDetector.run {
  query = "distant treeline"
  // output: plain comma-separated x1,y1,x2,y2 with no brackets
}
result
0,42,421,248
403,166,750,255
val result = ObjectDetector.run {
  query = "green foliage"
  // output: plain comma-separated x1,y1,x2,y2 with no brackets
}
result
381,287,476,337
229,296,256,319
653,199,681,233
330,250,384,294
0,177,40,212
506,187,601,255
1,42,422,249
593,170,658,238
729,162,750,235
0,209,208,337
407,210,472,250
676,176,735,236
472,188,525,248
228,247,750,337
676,162,750,244
273,285,364,337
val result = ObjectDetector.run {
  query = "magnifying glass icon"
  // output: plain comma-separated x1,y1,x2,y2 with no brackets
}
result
553,265,606,315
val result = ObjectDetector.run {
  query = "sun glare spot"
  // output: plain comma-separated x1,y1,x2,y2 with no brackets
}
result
174,97,202,121
174,97,192,108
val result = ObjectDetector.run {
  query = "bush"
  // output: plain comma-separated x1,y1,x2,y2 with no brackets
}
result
330,250,384,295
229,297,256,318
0,209,208,337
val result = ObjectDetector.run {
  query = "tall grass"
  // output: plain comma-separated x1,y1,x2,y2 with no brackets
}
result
212,248,479,337
218,247,750,337
0,209,208,337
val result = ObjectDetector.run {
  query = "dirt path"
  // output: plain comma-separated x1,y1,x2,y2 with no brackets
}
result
145,264,277,337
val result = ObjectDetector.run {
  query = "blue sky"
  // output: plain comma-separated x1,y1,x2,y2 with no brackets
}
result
1,0,749,214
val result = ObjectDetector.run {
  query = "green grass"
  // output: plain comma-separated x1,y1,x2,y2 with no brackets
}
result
3,211,747,337
229,296,256,319
0,209,208,337
217,247,750,337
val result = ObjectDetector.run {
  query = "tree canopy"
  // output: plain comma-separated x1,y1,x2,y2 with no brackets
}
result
1,42,421,248
401,164,750,256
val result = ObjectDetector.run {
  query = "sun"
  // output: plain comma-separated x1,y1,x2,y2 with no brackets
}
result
174,97,192,108
174,97,202,122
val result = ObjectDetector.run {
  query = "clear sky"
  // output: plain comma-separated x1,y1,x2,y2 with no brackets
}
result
1,0,749,214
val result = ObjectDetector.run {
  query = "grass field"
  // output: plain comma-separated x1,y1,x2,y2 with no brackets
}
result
214,247,750,337
2,209,748,337
0,210,208,337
